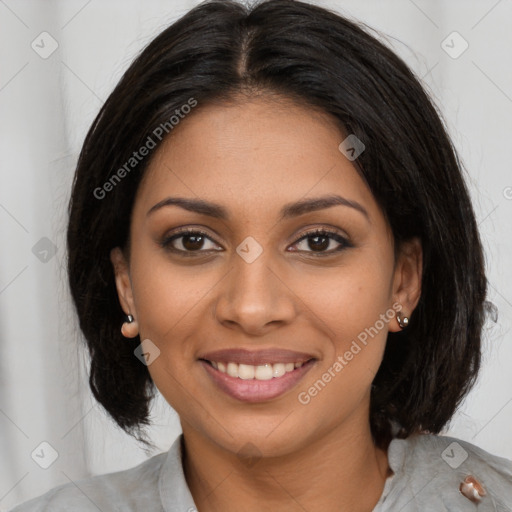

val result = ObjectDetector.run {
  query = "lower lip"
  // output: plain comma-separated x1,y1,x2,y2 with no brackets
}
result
200,359,316,403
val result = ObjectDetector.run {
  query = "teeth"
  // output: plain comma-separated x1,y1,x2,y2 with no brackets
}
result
255,364,273,380
238,364,255,380
209,360,307,380
227,362,238,378
273,363,286,378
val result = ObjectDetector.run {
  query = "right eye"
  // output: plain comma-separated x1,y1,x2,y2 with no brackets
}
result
160,228,223,256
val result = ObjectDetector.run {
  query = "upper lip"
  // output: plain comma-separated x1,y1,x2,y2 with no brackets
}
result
199,348,316,366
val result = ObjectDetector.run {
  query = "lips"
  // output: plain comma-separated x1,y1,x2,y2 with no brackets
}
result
199,348,315,366
198,348,317,402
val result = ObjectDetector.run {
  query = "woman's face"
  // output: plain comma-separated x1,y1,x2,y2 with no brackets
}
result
111,96,422,457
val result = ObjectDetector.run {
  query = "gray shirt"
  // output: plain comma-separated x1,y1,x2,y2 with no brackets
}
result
9,433,512,511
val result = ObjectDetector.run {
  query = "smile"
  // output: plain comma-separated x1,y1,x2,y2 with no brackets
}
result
198,348,317,403
206,360,306,380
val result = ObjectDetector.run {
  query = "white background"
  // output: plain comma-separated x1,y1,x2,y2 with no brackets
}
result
1,0,511,509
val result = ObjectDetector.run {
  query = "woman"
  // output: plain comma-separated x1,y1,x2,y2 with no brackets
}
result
11,0,512,510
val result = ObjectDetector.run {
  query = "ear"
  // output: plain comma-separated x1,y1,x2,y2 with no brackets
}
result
110,247,139,338
388,236,422,332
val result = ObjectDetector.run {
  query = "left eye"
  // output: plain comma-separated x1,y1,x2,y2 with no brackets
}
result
290,229,350,255
161,228,350,256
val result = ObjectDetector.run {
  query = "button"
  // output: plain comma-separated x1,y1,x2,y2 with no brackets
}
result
459,475,487,502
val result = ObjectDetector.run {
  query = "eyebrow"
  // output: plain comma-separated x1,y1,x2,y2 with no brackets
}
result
147,194,370,223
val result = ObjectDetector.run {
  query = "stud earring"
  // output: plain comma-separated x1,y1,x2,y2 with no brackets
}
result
396,310,409,329
121,314,137,338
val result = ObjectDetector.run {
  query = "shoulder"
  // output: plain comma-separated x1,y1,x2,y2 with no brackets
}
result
383,433,512,511
9,451,168,512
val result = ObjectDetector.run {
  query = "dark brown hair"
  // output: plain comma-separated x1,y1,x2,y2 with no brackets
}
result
67,0,490,450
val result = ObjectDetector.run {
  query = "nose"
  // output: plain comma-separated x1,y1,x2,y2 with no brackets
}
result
213,249,297,336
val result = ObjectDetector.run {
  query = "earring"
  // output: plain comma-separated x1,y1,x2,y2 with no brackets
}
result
396,310,409,329
121,314,137,338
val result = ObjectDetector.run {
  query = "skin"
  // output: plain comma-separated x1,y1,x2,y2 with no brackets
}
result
110,95,422,512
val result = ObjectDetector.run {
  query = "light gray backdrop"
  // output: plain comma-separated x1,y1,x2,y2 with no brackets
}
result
1,0,511,509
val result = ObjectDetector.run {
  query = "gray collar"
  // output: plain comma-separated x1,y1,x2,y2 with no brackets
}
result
157,433,512,511
157,434,405,511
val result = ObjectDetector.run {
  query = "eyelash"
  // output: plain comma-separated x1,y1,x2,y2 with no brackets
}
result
160,227,352,258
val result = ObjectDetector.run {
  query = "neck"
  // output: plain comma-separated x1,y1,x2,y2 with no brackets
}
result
182,414,392,512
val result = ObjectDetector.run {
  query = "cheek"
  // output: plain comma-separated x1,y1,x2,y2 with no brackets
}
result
292,254,393,390
129,257,208,410
293,255,393,338
130,249,213,333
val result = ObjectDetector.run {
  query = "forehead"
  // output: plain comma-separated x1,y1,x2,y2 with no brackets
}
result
135,96,380,226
